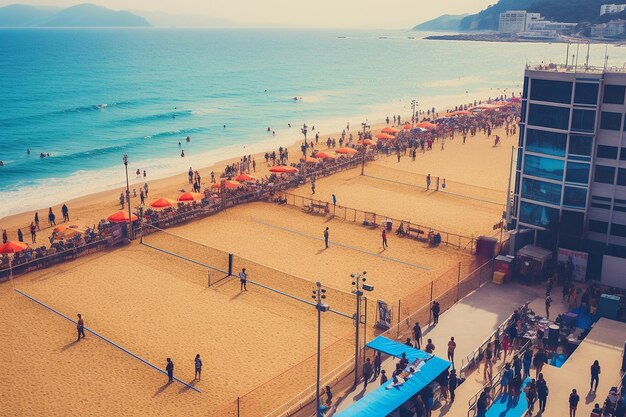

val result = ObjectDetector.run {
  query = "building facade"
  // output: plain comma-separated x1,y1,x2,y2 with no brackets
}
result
499,11,540,33
512,66,626,276
591,20,626,38
600,3,626,15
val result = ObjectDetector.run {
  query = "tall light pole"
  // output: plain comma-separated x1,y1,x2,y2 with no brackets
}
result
312,282,329,417
122,154,133,240
411,99,418,127
352,271,374,386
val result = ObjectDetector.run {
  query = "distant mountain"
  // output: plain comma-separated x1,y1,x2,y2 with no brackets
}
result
132,10,233,28
0,4,60,27
457,0,626,31
0,3,150,27
412,14,468,32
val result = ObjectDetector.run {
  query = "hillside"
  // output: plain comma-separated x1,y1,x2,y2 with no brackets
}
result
456,0,626,31
0,3,150,27
412,14,468,32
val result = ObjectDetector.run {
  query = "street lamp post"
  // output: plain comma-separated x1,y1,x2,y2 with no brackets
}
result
312,282,329,417
351,271,374,386
411,99,418,127
122,154,133,240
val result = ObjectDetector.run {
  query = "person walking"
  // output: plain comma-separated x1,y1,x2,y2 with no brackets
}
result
62,204,69,222
382,229,388,249
194,354,202,380
522,348,532,378
483,342,494,380
501,363,513,394
363,357,373,389
380,369,388,385
431,301,440,325
34,212,40,231
545,292,552,319
373,351,382,379
2,229,6,244
332,194,336,209
534,348,547,378
140,189,145,205
447,337,457,367
569,388,580,417
76,314,85,341
324,227,329,249
426,174,431,191
525,379,537,414
537,373,549,413
413,322,423,350
590,360,601,392
166,358,174,383
48,208,56,226
425,339,435,354
239,268,248,292
324,385,333,406
30,222,36,243
449,369,458,403
17,228,23,243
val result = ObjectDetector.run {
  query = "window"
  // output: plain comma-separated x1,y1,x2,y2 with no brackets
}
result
618,168,626,186
563,186,587,208
591,195,611,209
514,172,521,195
523,76,529,99
611,223,626,238
520,101,527,123
525,129,567,157
565,162,590,184
517,148,523,171
595,165,616,184
524,155,564,181
530,79,573,104
597,145,618,159
561,210,584,236
518,124,525,147
589,220,609,234
519,201,559,228
528,104,570,130
522,178,562,205
574,83,599,105
569,135,593,157
600,112,622,131
621,148,626,161
603,85,626,105
570,109,595,133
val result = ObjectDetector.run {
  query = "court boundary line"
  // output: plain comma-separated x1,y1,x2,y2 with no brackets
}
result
362,173,505,206
13,288,201,393
253,219,431,271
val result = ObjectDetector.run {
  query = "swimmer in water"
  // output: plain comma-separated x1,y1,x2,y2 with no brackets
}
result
181,150,185,157
27,148,31,155
186,136,190,142
0,161,4,166
223,125,226,128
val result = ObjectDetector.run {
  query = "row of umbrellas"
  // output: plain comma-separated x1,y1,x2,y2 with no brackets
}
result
0,224,87,254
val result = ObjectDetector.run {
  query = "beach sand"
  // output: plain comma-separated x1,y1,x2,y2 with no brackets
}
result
1,96,516,416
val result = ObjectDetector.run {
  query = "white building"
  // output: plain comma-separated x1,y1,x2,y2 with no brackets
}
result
591,20,626,38
527,20,577,33
600,4,626,16
499,11,541,33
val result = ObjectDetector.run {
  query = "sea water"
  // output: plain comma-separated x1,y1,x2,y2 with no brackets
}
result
0,28,623,218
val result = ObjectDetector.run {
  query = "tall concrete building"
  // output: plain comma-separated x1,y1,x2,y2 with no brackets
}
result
512,64,626,278
600,3,626,15
499,10,540,33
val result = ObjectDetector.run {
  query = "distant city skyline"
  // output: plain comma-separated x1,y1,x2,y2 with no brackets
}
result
0,0,495,28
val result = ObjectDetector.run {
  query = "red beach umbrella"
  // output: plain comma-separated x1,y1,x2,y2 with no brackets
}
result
149,198,177,209
0,241,29,254
107,211,139,223
415,122,438,130
335,147,358,155
314,152,334,159
211,180,241,190
234,173,255,182
300,156,321,163
178,192,204,202
375,133,395,140
269,166,299,173
358,139,376,146
381,127,399,134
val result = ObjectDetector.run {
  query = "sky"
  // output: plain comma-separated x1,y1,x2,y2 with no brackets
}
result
0,0,496,28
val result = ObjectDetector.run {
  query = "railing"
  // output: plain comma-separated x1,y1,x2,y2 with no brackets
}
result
467,339,533,417
526,62,626,74
459,302,530,375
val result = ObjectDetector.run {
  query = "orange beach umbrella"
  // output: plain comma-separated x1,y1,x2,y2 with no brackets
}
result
403,124,413,130
269,166,299,173
358,139,376,146
314,152,334,159
149,198,177,209
211,180,242,190
52,225,84,240
415,121,437,130
0,241,29,254
381,127,399,134
107,211,139,223
178,192,204,202
375,133,395,140
234,173,255,182
335,147,358,155
300,156,320,164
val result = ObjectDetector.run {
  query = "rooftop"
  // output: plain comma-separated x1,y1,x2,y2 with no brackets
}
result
526,62,626,74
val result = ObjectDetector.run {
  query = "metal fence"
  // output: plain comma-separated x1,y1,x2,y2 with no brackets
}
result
280,192,478,254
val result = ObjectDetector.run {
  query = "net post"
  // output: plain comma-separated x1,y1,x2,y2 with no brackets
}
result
228,253,233,276
208,270,211,288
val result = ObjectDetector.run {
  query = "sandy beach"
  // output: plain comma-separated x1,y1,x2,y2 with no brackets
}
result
1,94,516,417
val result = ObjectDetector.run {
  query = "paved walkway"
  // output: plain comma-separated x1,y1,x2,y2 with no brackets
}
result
331,282,543,416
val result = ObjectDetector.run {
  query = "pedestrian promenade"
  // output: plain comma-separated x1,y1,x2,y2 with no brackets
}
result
331,282,542,416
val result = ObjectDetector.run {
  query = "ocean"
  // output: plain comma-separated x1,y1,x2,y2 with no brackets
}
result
0,28,623,218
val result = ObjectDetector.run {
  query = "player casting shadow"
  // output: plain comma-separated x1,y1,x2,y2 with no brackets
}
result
585,391,596,404
153,382,172,397
178,379,198,394
61,340,80,351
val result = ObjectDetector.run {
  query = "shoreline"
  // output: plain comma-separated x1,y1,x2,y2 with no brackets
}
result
0,90,515,238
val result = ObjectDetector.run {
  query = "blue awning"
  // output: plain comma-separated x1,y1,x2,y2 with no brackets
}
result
335,336,451,417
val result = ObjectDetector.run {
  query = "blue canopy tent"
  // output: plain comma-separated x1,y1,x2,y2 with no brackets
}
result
335,336,451,417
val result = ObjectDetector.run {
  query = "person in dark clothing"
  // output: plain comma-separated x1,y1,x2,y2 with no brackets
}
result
76,313,85,341
422,385,433,417
61,204,69,222
476,392,488,417
373,351,382,379
363,358,373,389
431,301,440,325
522,349,532,378
533,349,547,378
513,354,522,379
413,322,422,349
166,358,174,383
537,373,549,413
413,395,426,417
324,385,333,406
569,388,580,417
17,228,23,242
525,379,537,414
449,369,458,403
380,369,388,385
323,227,329,248
590,360,600,392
